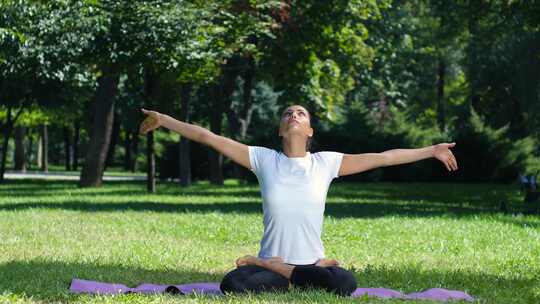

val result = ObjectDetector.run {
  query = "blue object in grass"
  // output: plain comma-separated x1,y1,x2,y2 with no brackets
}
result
520,174,537,191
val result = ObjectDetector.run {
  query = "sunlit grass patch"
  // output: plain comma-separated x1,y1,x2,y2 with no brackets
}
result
0,180,538,303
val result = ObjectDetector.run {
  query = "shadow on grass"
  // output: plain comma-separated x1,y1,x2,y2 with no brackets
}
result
2,199,538,230
2,180,536,228
0,189,263,199
0,259,537,303
0,259,223,302
356,264,539,304
1,180,521,205
0,179,262,198
0,179,509,205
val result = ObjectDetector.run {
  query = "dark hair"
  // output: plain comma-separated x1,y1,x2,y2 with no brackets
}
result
304,108,312,151
306,136,313,151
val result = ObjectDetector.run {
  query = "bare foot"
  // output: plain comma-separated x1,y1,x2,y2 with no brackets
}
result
235,255,261,267
315,258,340,267
263,256,284,265
235,256,285,268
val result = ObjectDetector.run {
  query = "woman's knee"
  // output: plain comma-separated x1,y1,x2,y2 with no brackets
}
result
325,266,358,296
290,265,332,289
244,270,289,293
220,267,246,293
290,265,356,296
223,265,357,296
220,265,289,294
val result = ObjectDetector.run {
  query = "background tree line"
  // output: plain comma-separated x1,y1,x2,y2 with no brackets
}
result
1,0,539,189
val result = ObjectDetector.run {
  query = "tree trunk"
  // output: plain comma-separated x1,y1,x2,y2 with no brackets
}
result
227,56,255,181
124,128,132,171
237,58,255,181
37,131,42,168
79,72,119,187
73,121,80,171
207,139,223,185
14,126,27,172
27,130,33,170
63,126,72,171
208,87,224,185
1,106,23,182
130,129,139,172
437,58,446,131
0,126,11,183
239,57,255,139
467,1,481,112
179,83,192,187
146,131,155,192
0,109,13,183
208,61,240,185
106,111,120,169
41,124,48,173
143,68,159,192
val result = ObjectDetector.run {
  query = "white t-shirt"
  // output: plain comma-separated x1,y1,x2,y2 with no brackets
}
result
248,146,344,265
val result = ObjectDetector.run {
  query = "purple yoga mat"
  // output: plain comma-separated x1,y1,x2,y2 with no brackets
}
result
70,278,474,301
352,287,474,301
70,279,222,296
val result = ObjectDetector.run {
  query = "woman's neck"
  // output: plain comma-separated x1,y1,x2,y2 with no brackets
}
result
282,135,307,158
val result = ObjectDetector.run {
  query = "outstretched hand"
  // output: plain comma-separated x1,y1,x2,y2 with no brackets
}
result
434,142,458,171
139,108,162,135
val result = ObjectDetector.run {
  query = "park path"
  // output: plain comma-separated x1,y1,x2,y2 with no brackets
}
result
4,171,146,181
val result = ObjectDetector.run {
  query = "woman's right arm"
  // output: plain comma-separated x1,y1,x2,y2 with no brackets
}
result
139,109,251,170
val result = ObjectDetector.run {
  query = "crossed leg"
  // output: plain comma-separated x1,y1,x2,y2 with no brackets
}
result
235,255,339,279
221,255,356,296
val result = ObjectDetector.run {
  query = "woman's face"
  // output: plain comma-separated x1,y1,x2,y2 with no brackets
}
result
278,105,313,139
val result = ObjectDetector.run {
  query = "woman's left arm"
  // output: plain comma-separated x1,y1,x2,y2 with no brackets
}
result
338,143,458,176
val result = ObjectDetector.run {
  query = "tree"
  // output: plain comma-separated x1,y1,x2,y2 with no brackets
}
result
263,1,386,119
149,0,281,185
0,1,50,181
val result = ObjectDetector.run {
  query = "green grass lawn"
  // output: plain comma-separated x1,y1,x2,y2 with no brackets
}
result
0,179,539,303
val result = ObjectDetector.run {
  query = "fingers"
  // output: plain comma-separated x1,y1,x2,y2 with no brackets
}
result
444,152,458,171
140,109,149,134
139,110,160,135
449,149,458,170
139,117,153,135
443,142,456,149
438,142,458,171
235,258,243,267
139,122,147,135
444,160,452,171
450,154,458,170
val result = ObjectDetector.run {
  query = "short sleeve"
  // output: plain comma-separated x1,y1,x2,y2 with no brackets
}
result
248,146,276,175
317,151,344,179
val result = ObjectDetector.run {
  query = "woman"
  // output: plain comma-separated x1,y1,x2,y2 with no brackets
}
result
139,105,458,296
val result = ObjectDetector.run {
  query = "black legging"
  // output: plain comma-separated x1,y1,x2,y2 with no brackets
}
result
220,264,357,296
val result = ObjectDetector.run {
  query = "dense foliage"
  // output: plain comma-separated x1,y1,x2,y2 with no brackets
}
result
1,0,538,184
